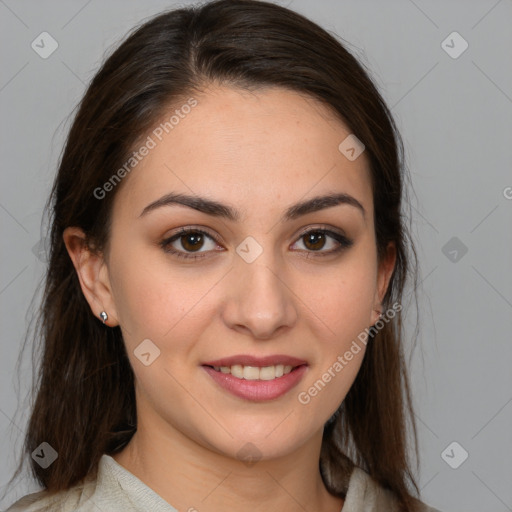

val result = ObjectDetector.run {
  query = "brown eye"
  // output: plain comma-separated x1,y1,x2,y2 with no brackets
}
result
291,228,353,256
179,232,205,252
160,228,221,260
302,231,327,251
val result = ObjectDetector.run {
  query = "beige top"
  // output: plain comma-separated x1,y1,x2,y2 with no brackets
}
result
6,455,441,512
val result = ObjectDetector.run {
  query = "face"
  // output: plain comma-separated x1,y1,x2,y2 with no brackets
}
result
69,85,395,462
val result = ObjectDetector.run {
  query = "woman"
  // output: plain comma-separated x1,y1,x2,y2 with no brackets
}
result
6,1,441,510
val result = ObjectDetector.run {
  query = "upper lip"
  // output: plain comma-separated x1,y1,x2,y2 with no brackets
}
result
202,354,308,368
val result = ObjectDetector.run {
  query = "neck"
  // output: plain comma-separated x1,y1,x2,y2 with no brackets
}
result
113,414,344,512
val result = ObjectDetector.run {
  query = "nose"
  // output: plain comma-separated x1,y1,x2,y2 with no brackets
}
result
221,254,298,340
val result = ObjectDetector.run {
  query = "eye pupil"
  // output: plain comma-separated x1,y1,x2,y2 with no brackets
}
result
304,231,325,250
181,232,203,251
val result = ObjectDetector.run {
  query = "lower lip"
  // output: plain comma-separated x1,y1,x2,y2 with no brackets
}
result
202,365,308,402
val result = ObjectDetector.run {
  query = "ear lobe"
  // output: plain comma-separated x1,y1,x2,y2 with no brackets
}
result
62,227,119,326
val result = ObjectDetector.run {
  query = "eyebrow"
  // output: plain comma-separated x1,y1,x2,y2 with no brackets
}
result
138,191,366,222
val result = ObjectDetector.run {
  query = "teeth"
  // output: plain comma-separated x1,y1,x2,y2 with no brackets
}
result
258,366,275,380
244,366,260,380
231,364,243,379
211,364,296,380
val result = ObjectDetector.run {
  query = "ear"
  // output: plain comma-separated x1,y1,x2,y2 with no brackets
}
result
62,227,119,326
371,241,397,325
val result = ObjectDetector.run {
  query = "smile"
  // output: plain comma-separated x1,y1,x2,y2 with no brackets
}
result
202,363,308,401
207,364,296,380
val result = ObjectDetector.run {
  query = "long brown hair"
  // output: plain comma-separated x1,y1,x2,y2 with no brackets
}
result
8,0,422,509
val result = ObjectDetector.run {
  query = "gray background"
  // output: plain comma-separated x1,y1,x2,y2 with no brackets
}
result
1,1,511,511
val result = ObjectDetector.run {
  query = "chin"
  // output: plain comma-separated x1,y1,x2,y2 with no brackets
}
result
199,422,315,463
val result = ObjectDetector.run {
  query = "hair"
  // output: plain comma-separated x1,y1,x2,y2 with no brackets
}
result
8,0,423,510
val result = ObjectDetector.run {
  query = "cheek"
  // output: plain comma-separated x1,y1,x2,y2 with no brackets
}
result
291,251,377,409
108,244,168,339
297,270,373,414
110,231,378,352
110,244,220,349
292,256,377,337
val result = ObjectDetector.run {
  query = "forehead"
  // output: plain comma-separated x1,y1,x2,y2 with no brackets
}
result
112,85,373,223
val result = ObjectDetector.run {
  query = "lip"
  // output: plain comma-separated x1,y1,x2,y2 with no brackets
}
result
202,364,308,402
202,354,308,368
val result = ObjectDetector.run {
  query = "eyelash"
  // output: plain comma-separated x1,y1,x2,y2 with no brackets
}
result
159,226,353,261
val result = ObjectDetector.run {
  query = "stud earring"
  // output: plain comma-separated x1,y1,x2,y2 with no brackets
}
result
99,311,108,324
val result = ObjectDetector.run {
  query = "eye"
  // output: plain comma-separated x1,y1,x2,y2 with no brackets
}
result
160,228,222,260
290,228,353,256
160,226,353,261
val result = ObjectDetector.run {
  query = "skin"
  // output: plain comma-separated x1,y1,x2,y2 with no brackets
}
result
64,85,396,512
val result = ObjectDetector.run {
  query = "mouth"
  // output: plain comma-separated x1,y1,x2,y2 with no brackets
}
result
202,363,306,381
201,355,309,401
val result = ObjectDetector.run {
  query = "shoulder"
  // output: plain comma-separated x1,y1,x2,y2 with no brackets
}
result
5,456,106,512
4,478,96,512
345,466,442,512
4,454,177,512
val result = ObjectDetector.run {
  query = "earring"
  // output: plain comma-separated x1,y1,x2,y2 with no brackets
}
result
99,311,108,324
